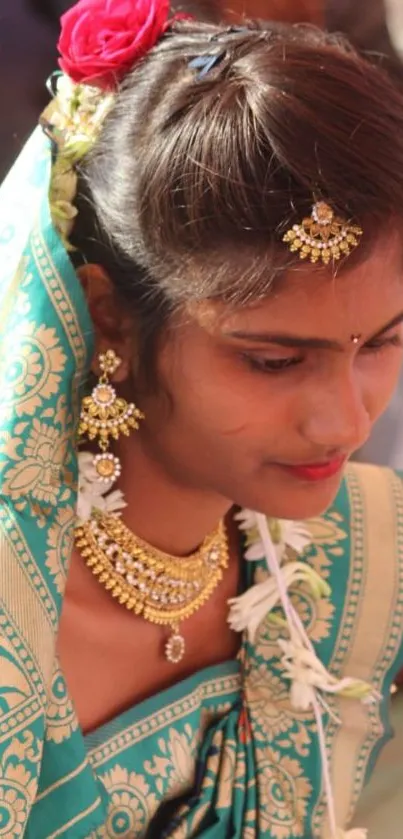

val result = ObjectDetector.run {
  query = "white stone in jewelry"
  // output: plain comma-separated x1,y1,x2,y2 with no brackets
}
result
92,383,116,408
165,632,185,663
93,452,121,482
99,349,121,376
283,201,363,265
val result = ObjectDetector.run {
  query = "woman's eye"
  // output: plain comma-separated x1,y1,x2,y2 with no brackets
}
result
242,354,303,373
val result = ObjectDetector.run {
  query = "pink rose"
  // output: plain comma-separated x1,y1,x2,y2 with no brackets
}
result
58,0,171,90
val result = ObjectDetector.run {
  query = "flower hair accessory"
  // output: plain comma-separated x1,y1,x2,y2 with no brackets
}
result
41,0,181,249
58,0,173,91
283,201,363,265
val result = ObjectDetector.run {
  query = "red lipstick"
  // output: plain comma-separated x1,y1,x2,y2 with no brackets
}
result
279,457,346,482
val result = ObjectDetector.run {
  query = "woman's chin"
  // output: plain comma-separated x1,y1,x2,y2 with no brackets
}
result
241,469,346,521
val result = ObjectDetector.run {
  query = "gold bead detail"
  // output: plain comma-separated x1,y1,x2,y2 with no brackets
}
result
75,513,229,663
283,201,362,265
78,349,144,482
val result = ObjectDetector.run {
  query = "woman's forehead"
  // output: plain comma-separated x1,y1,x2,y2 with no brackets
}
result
191,232,403,338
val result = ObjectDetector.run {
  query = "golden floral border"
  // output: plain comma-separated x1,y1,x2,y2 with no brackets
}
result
312,463,403,835
87,673,241,769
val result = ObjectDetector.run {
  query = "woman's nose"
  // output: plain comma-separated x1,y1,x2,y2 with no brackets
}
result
301,373,371,453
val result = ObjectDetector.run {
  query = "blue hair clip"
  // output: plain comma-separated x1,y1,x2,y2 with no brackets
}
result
188,51,226,80
188,26,250,80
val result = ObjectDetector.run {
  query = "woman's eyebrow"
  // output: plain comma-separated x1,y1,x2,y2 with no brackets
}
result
370,311,403,339
225,330,342,350
225,311,403,350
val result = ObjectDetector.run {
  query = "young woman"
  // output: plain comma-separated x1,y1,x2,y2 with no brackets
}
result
1,1,403,836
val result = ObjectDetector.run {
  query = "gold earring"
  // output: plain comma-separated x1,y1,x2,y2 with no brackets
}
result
78,349,144,482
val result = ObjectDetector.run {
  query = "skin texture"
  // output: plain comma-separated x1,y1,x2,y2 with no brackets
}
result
84,232,403,538
58,233,403,732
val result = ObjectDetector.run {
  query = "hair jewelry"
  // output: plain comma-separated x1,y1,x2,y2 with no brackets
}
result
283,201,362,265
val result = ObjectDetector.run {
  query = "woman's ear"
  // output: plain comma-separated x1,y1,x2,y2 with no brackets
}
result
77,264,134,382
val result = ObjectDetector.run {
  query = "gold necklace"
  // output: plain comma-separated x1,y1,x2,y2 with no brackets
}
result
75,513,229,663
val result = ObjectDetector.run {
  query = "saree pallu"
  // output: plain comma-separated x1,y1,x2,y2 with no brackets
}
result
1,132,403,839
351,689,403,838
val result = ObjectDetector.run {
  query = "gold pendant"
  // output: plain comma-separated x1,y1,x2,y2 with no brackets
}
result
165,628,185,663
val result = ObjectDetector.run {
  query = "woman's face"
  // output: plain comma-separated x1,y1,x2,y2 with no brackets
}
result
134,233,403,520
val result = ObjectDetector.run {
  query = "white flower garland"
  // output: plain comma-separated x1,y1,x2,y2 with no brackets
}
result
43,73,114,249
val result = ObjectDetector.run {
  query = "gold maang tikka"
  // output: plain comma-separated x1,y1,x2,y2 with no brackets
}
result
78,349,144,482
282,201,363,266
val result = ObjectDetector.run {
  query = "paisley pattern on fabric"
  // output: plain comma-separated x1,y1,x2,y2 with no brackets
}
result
143,724,200,799
0,129,93,835
96,767,158,838
0,733,41,839
46,508,76,594
258,746,312,838
1,320,67,420
45,665,78,744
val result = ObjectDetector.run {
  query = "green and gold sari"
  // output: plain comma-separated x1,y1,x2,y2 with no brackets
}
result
1,130,403,839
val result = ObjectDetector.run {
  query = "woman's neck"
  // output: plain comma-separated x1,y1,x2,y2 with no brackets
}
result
114,436,233,556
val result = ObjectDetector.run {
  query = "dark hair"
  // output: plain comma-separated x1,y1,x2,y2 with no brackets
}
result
74,19,403,383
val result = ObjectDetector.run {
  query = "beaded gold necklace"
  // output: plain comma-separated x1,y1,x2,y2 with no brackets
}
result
75,513,229,663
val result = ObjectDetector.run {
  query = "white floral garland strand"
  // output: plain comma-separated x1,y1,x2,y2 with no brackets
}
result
251,513,372,839
228,512,330,643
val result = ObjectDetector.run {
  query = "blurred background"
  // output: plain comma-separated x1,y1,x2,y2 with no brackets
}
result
2,0,403,467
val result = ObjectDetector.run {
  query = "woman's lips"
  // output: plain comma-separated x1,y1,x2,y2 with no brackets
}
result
277,457,346,482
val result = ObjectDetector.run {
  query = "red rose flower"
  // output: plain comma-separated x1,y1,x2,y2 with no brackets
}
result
58,0,171,90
